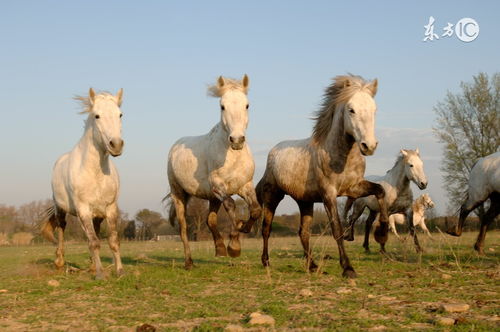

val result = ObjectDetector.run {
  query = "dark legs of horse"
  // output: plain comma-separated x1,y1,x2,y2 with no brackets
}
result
446,200,482,237
406,211,422,253
206,199,226,256
297,201,318,272
362,210,378,252
344,204,365,242
322,190,356,278
474,193,500,255
260,183,284,268
345,180,388,249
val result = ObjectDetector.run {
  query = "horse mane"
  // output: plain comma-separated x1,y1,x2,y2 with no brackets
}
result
207,77,248,97
312,75,376,144
73,91,116,114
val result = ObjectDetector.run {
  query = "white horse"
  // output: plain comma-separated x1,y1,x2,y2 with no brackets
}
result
167,75,261,269
256,75,388,278
344,149,428,252
447,152,500,254
42,88,124,279
381,193,435,239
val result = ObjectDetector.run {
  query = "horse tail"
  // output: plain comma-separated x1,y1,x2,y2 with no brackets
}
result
162,193,177,227
39,206,57,244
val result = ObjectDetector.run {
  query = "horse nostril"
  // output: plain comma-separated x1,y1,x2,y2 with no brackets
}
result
361,142,368,151
109,140,115,148
241,136,246,143
229,136,235,143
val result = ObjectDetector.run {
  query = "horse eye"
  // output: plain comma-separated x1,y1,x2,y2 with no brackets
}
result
119,113,123,118
409,164,414,168
246,104,249,109
220,105,225,111
95,115,100,119
349,109,355,114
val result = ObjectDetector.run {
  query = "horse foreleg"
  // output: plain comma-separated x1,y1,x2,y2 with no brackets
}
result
474,193,500,255
407,211,422,253
345,180,388,245
297,201,317,272
322,190,356,278
363,210,378,252
206,199,226,257
238,182,262,234
105,207,124,276
221,196,241,257
78,210,104,279
344,203,365,241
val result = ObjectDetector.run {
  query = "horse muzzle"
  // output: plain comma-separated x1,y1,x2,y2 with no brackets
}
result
359,141,378,156
417,181,427,190
229,135,245,150
108,138,124,157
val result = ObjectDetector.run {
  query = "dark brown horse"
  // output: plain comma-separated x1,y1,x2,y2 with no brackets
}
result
243,75,389,278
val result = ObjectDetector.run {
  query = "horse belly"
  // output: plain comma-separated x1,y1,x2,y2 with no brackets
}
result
272,147,319,201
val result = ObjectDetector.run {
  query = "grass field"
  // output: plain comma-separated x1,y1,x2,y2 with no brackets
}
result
0,231,498,331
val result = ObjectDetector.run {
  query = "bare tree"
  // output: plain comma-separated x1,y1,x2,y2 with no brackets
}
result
433,72,500,216
135,209,167,240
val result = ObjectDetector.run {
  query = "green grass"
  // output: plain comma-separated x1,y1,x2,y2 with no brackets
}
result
0,232,498,331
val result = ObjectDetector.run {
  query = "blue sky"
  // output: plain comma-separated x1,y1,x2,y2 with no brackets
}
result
0,1,499,217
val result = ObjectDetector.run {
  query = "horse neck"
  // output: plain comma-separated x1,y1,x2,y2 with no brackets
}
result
322,110,357,166
210,122,230,149
386,158,409,191
412,198,424,214
77,123,110,174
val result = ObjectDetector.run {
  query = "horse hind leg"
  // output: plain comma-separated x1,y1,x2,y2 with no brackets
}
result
171,192,193,269
54,210,67,269
474,193,500,255
298,201,317,272
260,184,284,267
206,199,226,257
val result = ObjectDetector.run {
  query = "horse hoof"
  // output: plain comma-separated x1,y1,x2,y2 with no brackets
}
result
261,259,270,267
239,221,253,234
54,260,65,269
94,273,105,280
184,258,194,270
227,246,241,258
215,246,228,257
116,269,125,277
308,262,318,272
446,229,460,237
344,234,354,241
342,268,357,279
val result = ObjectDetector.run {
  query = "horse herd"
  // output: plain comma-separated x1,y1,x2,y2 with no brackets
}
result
41,74,499,280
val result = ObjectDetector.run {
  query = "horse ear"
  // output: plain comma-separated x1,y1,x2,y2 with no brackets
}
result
400,149,408,157
217,76,225,88
89,88,96,105
415,147,420,155
368,79,378,96
116,88,123,106
242,74,249,92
